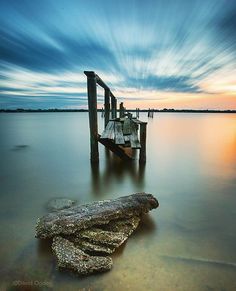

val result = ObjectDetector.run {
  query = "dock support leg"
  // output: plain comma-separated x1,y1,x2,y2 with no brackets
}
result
139,123,147,163
111,96,117,119
119,102,125,118
104,88,110,128
87,73,99,163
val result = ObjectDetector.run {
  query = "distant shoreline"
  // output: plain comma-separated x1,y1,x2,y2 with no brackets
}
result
0,109,236,113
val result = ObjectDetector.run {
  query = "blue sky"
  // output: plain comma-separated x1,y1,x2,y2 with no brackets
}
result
0,0,236,109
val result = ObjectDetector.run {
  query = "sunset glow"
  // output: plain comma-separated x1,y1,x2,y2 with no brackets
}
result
0,0,235,109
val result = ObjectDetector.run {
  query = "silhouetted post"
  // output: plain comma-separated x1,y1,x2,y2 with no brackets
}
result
139,122,147,163
85,71,99,163
114,98,117,118
119,102,125,118
111,95,117,119
104,88,110,128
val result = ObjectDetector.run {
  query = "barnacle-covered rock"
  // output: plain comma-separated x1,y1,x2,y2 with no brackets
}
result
36,193,158,239
52,236,112,275
36,193,159,276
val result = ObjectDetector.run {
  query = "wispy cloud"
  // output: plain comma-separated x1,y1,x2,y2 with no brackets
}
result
0,0,235,109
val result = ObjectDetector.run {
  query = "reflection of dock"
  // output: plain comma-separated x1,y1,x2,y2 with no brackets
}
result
84,71,147,163
90,153,146,195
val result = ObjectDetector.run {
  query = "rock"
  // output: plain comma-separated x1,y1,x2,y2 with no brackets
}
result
66,216,141,255
103,216,141,236
69,237,116,254
36,193,159,276
52,236,112,275
46,198,76,211
36,193,158,239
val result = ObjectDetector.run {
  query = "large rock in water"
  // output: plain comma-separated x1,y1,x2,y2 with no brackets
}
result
36,193,159,275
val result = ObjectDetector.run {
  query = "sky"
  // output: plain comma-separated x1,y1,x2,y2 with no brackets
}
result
0,0,236,110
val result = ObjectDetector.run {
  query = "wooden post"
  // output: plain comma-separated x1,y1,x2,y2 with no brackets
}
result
139,122,147,163
111,96,117,119
85,71,99,163
104,88,110,128
114,98,117,118
119,102,125,118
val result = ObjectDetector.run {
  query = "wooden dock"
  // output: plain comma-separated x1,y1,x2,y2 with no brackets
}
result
84,71,147,163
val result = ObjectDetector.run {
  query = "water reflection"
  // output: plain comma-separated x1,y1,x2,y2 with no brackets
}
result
90,150,146,195
1,113,236,291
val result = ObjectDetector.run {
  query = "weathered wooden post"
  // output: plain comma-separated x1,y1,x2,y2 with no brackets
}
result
84,71,99,163
119,102,125,118
139,122,147,163
104,88,110,128
114,98,117,118
111,95,117,119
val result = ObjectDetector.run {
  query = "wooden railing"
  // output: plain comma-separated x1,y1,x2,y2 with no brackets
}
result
84,71,147,163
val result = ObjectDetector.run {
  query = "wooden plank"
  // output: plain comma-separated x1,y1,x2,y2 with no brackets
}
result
123,118,132,135
130,132,141,149
130,122,141,149
114,122,125,145
100,121,115,140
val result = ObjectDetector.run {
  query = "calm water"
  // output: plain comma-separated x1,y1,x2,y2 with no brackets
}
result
0,112,236,291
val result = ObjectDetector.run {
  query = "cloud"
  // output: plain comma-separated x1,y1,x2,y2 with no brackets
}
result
126,75,201,93
0,0,235,109
216,3,236,52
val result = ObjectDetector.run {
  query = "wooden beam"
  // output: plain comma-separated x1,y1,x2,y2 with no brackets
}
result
85,72,99,162
98,137,133,161
96,75,110,90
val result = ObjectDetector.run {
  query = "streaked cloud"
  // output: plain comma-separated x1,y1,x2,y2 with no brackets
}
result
0,0,235,109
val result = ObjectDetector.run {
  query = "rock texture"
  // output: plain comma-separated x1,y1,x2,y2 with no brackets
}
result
36,193,158,239
36,193,159,276
52,236,112,275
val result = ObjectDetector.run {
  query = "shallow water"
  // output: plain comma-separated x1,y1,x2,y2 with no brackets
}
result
0,112,236,291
